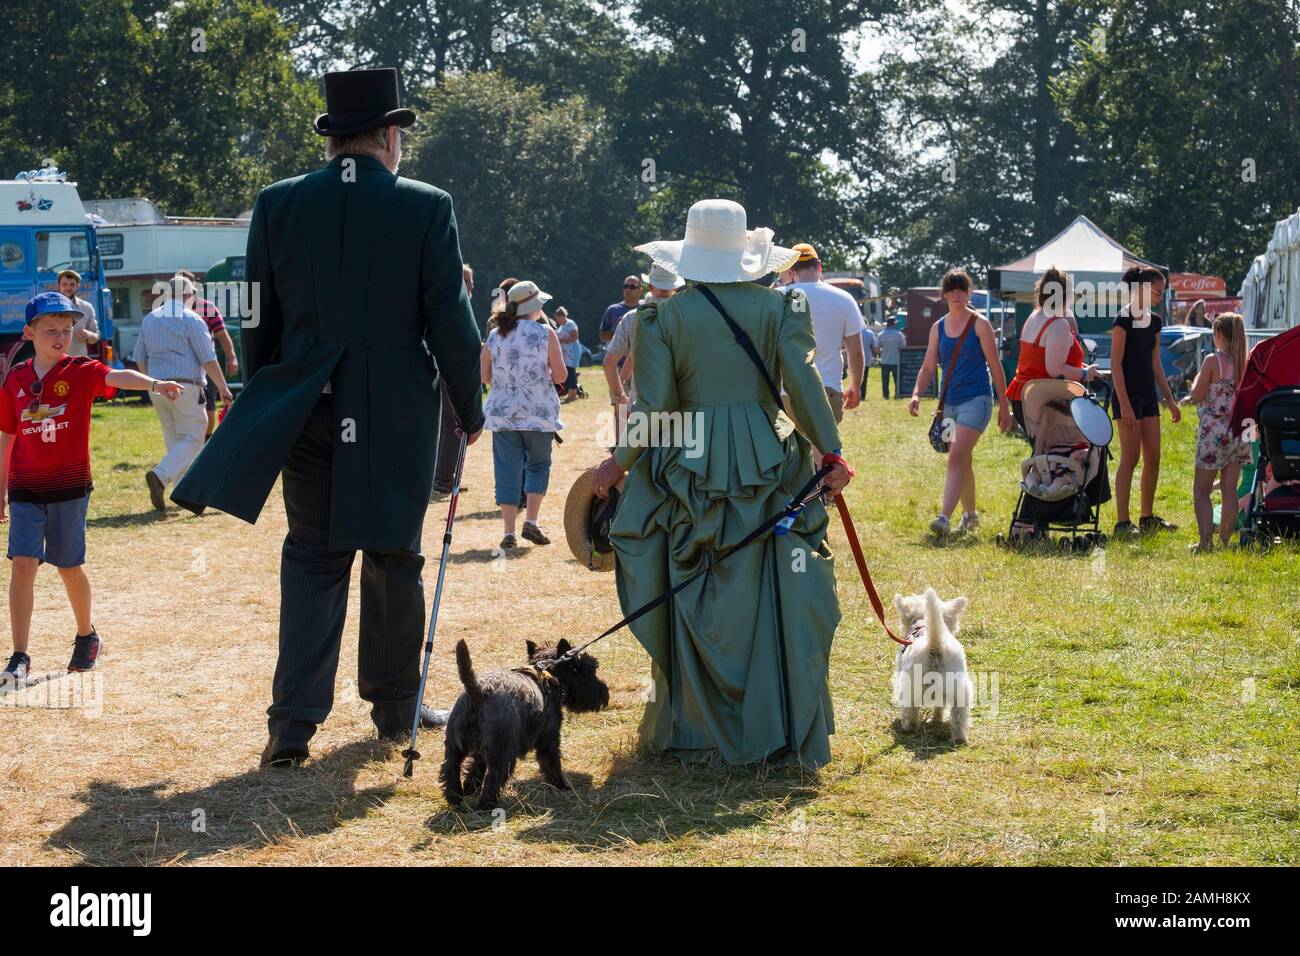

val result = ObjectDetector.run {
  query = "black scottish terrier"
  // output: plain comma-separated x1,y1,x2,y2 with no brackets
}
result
440,638,609,812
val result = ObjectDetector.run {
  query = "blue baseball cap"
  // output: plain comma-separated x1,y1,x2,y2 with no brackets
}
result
25,291,81,325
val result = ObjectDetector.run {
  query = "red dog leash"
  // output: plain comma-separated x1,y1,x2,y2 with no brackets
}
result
833,492,911,647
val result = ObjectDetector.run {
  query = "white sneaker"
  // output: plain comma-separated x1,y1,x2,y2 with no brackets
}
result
958,511,980,533
930,514,951,535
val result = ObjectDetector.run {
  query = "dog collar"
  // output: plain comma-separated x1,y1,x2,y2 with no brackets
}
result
525,664,567,704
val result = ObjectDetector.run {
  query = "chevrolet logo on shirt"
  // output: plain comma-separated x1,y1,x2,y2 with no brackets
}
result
21,402,67,423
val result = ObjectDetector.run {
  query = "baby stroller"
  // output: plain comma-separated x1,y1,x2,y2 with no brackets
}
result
996,378,1113,553
1230,324,1300,545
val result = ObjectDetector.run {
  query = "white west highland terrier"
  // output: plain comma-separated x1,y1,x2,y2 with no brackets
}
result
892,587,972,743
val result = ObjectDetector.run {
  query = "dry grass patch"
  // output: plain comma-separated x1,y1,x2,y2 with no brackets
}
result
1,388,1297,865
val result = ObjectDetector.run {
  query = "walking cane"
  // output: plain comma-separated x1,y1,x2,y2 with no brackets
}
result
402,430,468,778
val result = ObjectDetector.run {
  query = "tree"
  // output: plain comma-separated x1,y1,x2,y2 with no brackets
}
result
404,72,641,343
1056,0,1300,283
0,0,321,217
269,0,626,102
865,0,1101,290
613,0,895,269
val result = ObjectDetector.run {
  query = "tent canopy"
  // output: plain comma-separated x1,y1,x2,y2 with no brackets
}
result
988,215,1169,295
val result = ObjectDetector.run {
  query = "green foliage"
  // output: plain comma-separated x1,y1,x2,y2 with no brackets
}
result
614,0,891,268
0,0,321,217
1055,0,1300,280
404,73,642,343
5,0,1297,305
867,0,1101,290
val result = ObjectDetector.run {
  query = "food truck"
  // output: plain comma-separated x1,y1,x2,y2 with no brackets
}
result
0,167,115,373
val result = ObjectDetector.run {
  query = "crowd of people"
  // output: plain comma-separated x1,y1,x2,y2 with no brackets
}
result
0,67,1281,773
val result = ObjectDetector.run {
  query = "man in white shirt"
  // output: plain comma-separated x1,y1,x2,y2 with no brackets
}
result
784,243,864,423
56,270,99,358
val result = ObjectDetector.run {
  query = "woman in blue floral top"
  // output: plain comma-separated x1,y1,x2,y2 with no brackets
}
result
481,280,568,550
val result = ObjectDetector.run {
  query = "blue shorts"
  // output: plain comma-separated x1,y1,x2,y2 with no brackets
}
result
491,430,554,505
944,395,993,433
6,494,91,567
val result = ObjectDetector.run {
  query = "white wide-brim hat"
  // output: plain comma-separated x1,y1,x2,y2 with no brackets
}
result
641,264,686,291
635,199,800,284
508,279,552,314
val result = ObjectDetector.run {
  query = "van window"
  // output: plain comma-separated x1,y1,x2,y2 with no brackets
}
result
35,229,89,275
111,286,134,323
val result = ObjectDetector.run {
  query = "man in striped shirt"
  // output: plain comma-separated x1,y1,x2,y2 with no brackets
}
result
132,276,234,511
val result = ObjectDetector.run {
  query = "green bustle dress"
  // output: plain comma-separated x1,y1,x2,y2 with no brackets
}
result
611,281,843,769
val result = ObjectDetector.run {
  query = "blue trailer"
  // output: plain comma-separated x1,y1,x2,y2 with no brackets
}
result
1,167,116,376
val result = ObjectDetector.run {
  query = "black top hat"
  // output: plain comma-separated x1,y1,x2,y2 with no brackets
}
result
314,68,416,137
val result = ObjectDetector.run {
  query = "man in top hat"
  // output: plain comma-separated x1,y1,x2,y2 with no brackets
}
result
172,67,486,767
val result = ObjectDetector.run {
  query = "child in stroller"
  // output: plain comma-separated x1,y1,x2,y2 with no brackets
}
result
997,378,1113,552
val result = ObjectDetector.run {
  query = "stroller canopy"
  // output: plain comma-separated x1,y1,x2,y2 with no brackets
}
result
1230,323,1300,434
1021,378,1088,440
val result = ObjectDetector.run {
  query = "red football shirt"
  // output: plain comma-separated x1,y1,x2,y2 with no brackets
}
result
0,355,115,503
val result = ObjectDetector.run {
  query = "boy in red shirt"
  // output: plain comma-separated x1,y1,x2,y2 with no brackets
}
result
0,293,184,687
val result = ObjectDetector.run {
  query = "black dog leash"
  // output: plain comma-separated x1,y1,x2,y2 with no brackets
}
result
539,464,834,671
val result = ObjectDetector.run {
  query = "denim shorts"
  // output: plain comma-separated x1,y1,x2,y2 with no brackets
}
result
943,395,993,433
491,430,554,505
6,494,91,567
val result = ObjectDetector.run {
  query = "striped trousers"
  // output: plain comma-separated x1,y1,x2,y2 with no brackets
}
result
268,395,426,744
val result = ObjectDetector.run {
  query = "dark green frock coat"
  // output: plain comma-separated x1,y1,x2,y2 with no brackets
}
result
171,154,485,552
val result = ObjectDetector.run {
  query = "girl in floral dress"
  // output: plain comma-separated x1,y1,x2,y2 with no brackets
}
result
1182,312,1251,551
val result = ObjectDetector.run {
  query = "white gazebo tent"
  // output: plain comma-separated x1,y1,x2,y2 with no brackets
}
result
1238,209,1300,330
988,214,1168,295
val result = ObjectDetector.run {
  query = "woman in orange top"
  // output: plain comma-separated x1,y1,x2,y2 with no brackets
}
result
1006,266,1102,432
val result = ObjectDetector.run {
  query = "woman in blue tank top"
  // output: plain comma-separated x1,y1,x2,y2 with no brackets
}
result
908,269,1012,536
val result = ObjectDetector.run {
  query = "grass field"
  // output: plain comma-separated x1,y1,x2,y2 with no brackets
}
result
1,385,1297,866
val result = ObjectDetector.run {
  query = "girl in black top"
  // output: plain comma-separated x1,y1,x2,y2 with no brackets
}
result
1110,266,1181,535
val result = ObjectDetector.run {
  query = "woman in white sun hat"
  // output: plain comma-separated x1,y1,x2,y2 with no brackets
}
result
481,279,568,550
589,199,854,770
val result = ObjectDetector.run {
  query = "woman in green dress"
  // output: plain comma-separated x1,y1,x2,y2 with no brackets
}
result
591,199,854,770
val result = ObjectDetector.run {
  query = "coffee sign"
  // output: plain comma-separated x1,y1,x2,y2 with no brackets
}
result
1170,273,1227,298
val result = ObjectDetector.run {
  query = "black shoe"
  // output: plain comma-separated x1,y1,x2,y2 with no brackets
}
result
1,651,30,689
1113,520,1140,536
378,705,448,742
260,738,309,768
145,470,166,512
1139,514,1178,533
67,629,102,673
420,705,449,729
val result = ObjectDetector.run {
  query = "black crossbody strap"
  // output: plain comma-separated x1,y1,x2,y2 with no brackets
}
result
697,285,784,408
538,464,834,669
